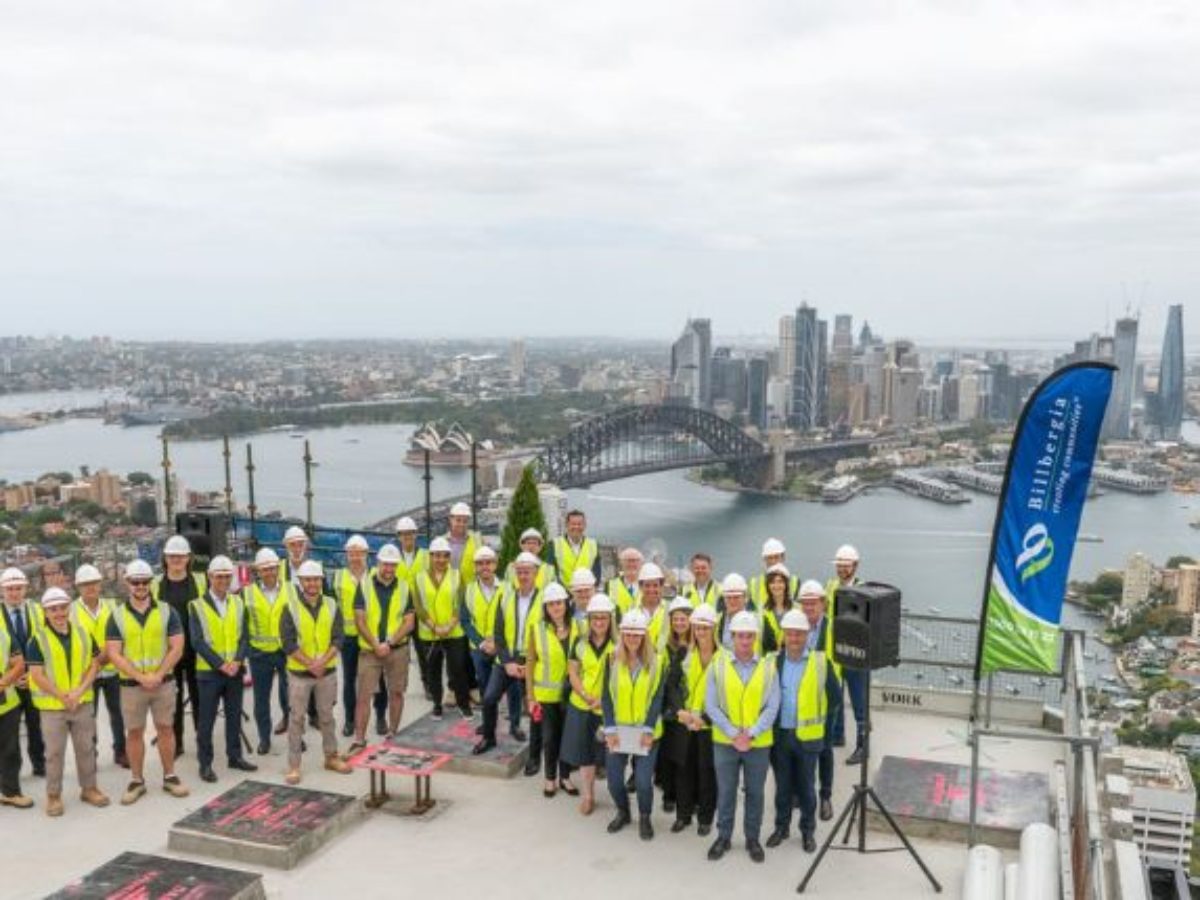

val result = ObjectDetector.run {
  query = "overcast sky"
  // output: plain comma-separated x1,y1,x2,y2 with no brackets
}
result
0,1,1196,348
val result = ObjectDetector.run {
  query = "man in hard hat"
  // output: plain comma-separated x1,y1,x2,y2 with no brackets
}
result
395,518,434,704
245,548,293,755
190,556,256,783
107,559,189,804
414,537,472,720
334,535,386,738
152,535,205,757
350,543,415,751
607,547,643,615
0,593,33,810
504,528,556,589
716,574,776,656
462,546,521,741
827,545,866,765
73,564,127,768
798,579,841,823
748,539,798,610
636,563,669,653
684,553,722,608
279,560,351,785
549,510,601,589
766,608,831,854
704,610,780,863
474,552,542,761
2,567,45,777
280,526,310,584
443,502,482,585
26,587,110,816
568,568,596,632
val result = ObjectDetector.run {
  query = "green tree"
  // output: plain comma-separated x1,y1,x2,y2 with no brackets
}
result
1091,572,1124,598
127,471,155,486
1167,555,1196,570
498,465,548,573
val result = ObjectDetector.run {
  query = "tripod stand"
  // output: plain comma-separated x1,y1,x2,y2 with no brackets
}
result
797,670,942,894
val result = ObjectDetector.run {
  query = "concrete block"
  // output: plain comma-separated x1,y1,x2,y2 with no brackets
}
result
168,779,363,870
45,851,265,899
393,711,528,778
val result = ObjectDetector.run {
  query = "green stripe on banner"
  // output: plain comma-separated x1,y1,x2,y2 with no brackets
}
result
979,584,1060,674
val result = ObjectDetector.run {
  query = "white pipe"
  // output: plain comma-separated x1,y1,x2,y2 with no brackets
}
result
1004,863,1021,900
1017,822,1060,900
963,844,1004,900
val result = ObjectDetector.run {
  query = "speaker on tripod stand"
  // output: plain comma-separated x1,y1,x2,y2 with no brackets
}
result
174,508,228,568
798,582,942,894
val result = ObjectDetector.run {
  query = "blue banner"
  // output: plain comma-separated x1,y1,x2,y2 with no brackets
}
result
976,362,1115,676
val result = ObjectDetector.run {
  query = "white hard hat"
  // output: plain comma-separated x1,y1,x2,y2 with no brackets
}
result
254,548,280,568
344,534,369,551
40,587,71,608
668,597,694,616
428,537,451,555
834,544,861,564
207,555,235,575
73,564,102,586
283,526,308,544
761,538,786,557
780,609,812,631
514,551,540,568
799,579,826,599
163,535,192,556
619,608,650,633
124,559,153,580
721,573,748,594
543,582,569,604
474,545,497,562
570,568,596,589
0,567,28,587
618,546,644,561
395,516,418,533
449,502,472,518
638,562,664,583
586,594,615,615
766,563,791,579
729,610,760,634
690,604,718,627
520,527,543,543
297,560,324,579
376,543,402,564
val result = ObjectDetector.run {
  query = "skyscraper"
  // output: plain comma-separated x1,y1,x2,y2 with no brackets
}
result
832,314,854,360
1102,316,1138,441
790,304,825,430
1158,305,1185,440
669,318,713,409
747,357,769,430
777,315,796,379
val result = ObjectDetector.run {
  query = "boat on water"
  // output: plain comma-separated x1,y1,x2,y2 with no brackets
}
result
1078,534,1102,543
928,606,942,615
290,432,305,438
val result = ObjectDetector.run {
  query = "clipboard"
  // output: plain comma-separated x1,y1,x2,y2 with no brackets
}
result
615,725,650,756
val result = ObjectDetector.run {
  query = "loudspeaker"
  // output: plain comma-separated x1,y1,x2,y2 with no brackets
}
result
832,582,902,671
174,508,228,559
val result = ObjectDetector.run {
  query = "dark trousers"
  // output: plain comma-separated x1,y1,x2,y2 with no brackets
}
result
15,686,44,772
413,634,435,699
92,677,126,755
606,744,659,817
472,650,520,730
819,687,843,801
482,663,527,742
249,651,289,746
772,728,820,835
196,672,245,769
535,701,569,780
843,669,867,751
675,728,716,826
340,638,385,729
0,705,22,797
427,636,471,711
173,659,200,750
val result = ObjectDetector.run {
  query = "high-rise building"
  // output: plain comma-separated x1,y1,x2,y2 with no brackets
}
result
777,315,796,380
710,347,748,414
1157,305,1185,440
790,304,825,430
826,359,851,427
747,357,769,430
1102,317,1138,441
1176,564,1200,615
1122,552,1154,608
509,339,527,384
1106,746,1196,871
832,315,854,360
858,344,887,422
669,318,713,409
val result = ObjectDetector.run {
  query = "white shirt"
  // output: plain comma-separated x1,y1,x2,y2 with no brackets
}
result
515,591,535,653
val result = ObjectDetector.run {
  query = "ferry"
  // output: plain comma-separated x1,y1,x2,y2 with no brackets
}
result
1078,533,1103,543
928,605,942,615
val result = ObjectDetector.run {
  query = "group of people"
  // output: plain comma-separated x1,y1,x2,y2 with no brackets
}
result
0,503,870,862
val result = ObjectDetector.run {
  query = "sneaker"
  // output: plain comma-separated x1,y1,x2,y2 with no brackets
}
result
45,794,64,817
162,776,190,798
285,769,301,785
80,787,111,808
431,706,443,720
120,781,147,805
0,793,34,809
324,755,351,774
459,707,475,721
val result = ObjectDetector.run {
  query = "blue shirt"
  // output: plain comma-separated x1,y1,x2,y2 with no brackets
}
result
704,653,782,742
778,651,808,729
805,617,825,654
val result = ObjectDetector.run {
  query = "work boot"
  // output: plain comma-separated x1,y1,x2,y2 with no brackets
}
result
80,787,111,808
707,837,731,861
162,775,189,798
607,809,631,834
820,799,833,821
766,828,789,848
324,754,351,774
0,793,34,809
120,781,146,805
45,794,64,817
639,815,654,841
746,839,765,863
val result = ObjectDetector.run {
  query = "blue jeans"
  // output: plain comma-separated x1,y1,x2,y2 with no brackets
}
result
820,681,843,801
771,728,820,836
472,650,520,730
606,743,659,817
714,743,770,843
196,672,245,769
341,637,385,729
248,650,289,746
843,669,867,751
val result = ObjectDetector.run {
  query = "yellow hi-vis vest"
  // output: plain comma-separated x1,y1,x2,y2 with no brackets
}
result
684,581,722,609
189,594,246,672
31,621,94,711
72,597,118,676
498,588,542,655
416,570,462,641
0,618,18,716
711,651,776,749
762,602,791,651
607,655,664,740
441,532,481,585
794,651,830,744
720,608,766,657
245,581,293,653
357,577,411,651
639,603,669,654
749,573,798,611
554,537,597,588
396,549,429,590
530,618,575,703
112,602,171,674
569,638,613,712
465,580,507,650
151,572,206,601
504,561,555,591
285,596,338,673
335,567,371,638
606,579,640,615
681,648,716,730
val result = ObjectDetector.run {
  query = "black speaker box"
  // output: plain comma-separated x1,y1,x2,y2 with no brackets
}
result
174,508,228,560
832,582,902,671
